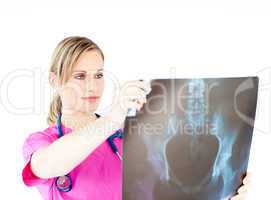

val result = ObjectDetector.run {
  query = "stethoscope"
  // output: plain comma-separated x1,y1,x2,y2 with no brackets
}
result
55,112,123,192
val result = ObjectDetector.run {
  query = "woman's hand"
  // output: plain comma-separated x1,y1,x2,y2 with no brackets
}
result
230,173,251,199
104,79,151,125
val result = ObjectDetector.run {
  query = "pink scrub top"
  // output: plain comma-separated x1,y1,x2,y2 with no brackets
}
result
21,124,123,200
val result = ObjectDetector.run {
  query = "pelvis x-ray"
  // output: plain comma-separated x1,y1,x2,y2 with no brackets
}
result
123,77,258,200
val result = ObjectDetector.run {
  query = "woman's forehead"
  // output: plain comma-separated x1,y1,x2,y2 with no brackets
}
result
73,50,104,73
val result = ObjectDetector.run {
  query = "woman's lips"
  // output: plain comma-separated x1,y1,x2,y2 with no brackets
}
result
81,96,100,102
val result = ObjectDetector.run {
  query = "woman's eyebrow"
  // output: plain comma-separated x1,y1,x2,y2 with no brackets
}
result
72,68,103,74
73,70,86,73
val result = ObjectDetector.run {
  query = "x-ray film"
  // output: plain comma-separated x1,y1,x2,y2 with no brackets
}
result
123,77,258,200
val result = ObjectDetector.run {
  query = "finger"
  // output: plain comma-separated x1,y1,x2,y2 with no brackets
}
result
120,94,144,109
231,192,248,200
130,98,145,110
240,193,248,198
134,96,147,104
121,83,147,97
136,101,145,109
125,101,142,111
126,89,148,102
243,173,252,185
121,80,146,88
237,185,248,193
136,103,143,111
135,88,149,98
143,96,147,103
230,195,241,200
230,196,241,200
138,79,152,93
123,80,151,94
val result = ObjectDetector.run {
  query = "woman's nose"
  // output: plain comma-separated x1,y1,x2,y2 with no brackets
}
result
85,78,99,91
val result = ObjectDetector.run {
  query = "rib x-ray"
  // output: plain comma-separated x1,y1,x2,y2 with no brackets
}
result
123,77,258,200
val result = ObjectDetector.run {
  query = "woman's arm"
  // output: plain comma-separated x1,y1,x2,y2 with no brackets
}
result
30,80,150,179
30,116,124,179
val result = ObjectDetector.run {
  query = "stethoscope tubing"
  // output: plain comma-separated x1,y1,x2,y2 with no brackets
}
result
55,112,123,192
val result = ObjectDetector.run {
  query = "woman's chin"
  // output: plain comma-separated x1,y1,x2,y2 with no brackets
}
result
83,106,98,113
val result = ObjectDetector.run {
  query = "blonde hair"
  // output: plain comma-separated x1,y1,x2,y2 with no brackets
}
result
47,36,104,126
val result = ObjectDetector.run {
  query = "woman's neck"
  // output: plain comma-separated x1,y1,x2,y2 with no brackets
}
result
60,111,98,130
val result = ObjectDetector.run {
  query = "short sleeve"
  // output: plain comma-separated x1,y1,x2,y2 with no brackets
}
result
21,131,53,187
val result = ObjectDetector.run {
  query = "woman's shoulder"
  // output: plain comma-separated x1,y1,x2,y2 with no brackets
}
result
22,126,59,162
23,126,58,144
26,124,72,140
22,125,73,158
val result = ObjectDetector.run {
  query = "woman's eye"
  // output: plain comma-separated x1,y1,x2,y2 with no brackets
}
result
96,73,104,79
74,74,85,80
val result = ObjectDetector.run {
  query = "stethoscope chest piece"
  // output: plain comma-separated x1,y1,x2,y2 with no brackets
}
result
56,175,72,192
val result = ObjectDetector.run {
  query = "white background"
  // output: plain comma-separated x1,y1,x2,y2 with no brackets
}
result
0,1,270,199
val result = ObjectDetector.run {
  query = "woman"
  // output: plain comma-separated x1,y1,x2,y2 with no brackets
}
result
21,36,249,199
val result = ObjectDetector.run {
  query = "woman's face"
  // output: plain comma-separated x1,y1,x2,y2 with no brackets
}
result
58,49,105,115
